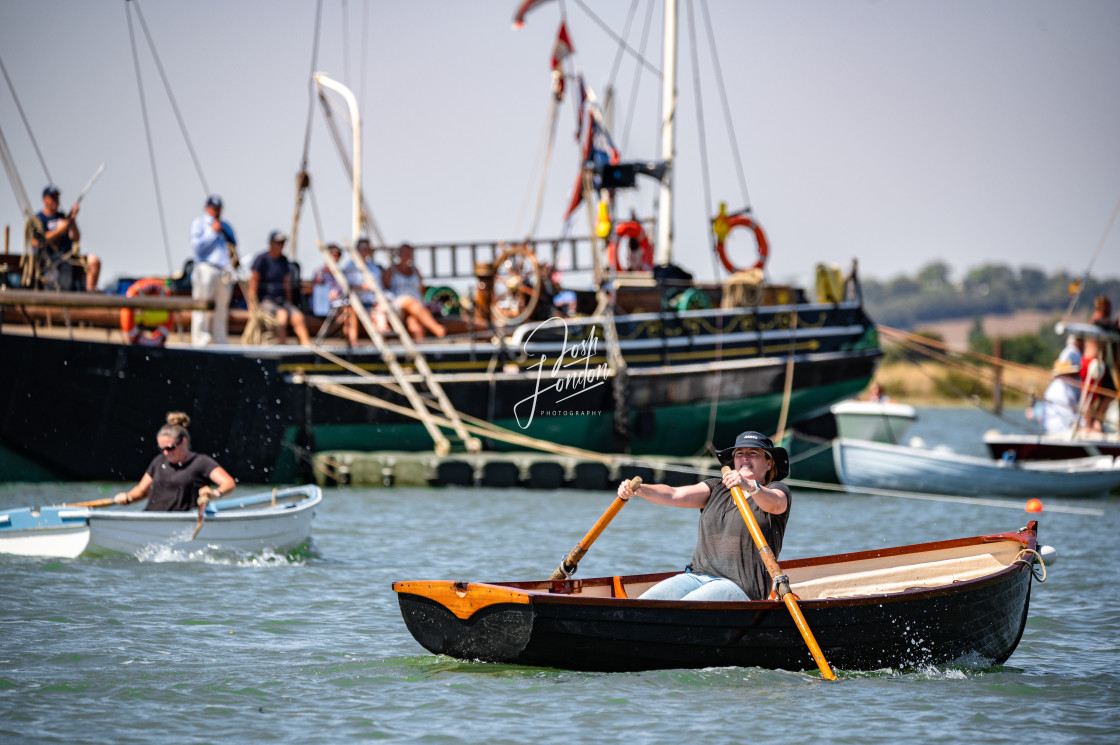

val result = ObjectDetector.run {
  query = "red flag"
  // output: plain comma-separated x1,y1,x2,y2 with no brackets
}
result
551,22,573,70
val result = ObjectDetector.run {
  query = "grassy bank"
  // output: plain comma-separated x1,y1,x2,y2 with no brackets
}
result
869,359,1046,409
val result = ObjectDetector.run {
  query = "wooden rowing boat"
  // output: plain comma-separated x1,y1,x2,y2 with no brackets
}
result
0,486,321,558
393,523,1044,673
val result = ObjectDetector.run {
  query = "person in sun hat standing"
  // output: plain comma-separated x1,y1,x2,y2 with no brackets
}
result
616,430,792,601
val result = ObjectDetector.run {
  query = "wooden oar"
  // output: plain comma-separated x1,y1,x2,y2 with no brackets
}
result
190,506,206,540
190,490,216,540
550,477,641,580
63,497,119,509
723,466,837,680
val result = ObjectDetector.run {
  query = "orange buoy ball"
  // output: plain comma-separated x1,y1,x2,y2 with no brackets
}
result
1025,498,1043,513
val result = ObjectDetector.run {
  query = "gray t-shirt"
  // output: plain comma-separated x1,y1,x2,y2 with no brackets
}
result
688,477,793,600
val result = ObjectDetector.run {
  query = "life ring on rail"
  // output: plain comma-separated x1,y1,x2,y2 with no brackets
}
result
607,221,654,272
120,277,174,346
714,214,769,273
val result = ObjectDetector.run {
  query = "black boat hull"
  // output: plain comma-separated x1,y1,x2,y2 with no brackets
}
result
395,528,1038,673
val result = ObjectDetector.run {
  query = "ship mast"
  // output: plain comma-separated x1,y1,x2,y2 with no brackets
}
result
655,0,677,266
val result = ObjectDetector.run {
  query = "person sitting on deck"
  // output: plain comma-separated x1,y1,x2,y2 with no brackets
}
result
615,431,792,601
113,412,236,512
248,230,312,345
340,237,390,345
382,243,447,340
312,243,344,293
32,184,101,291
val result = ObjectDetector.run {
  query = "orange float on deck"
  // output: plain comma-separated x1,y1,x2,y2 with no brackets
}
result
120,277,174,346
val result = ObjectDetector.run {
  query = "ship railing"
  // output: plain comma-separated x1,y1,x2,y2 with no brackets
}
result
372,236,596,286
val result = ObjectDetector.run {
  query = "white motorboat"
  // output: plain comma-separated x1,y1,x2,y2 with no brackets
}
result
830,400,918,445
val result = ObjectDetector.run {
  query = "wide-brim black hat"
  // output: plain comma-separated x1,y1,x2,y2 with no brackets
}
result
715,430,790,481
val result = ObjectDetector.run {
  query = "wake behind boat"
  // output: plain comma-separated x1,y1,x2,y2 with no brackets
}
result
0,485,321,558
393,523,1045,673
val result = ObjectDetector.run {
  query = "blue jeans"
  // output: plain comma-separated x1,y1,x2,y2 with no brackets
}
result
638,571,751,601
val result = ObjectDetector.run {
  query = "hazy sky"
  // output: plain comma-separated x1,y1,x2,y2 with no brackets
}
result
1,0,1117,292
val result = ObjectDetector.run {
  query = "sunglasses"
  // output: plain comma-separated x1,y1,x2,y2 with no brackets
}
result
160,441,180,453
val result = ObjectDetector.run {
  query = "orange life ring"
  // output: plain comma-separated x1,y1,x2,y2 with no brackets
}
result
715,215,769,273
120,277,174,346
607,221,654,272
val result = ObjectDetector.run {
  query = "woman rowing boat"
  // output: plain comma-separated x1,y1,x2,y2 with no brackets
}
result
113,412,236,511
616,431,792,601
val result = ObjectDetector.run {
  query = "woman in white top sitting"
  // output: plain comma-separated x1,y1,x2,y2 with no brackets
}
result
382,243,446,340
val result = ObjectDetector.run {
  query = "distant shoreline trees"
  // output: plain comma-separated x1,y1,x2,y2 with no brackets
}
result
863,261,1119,331
863,262,1119,367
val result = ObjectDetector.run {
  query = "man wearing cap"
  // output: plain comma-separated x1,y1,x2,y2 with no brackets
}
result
33,185,101,291
189,195,237,345
247,230,311,345
616,430,792,601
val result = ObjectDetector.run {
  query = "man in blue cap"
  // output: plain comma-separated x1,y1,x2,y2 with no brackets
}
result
33,184,101,291
616,430,792,601
247,229,311,345
189,195,237,345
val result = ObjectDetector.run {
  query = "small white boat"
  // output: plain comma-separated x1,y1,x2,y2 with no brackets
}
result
834,438,1120,499
0,506,92,558
0,486,322,558
830,400,918,444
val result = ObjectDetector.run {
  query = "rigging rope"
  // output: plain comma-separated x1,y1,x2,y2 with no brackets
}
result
605,0,640,94
682,0,726,451
290,0,325,260
298,0,324,171
0,54,52,184
620,0,655,158
521,96,562,239
571,0,660,76
124,1,173,275
784,479,1102,516
1061,194,1120,326
875,327,1095,434
684,0,720,287
0,122,34,219
699,0,751,209
130,0,210,196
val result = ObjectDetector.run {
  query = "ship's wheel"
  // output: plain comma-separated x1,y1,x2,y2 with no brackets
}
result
490,244,542,325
